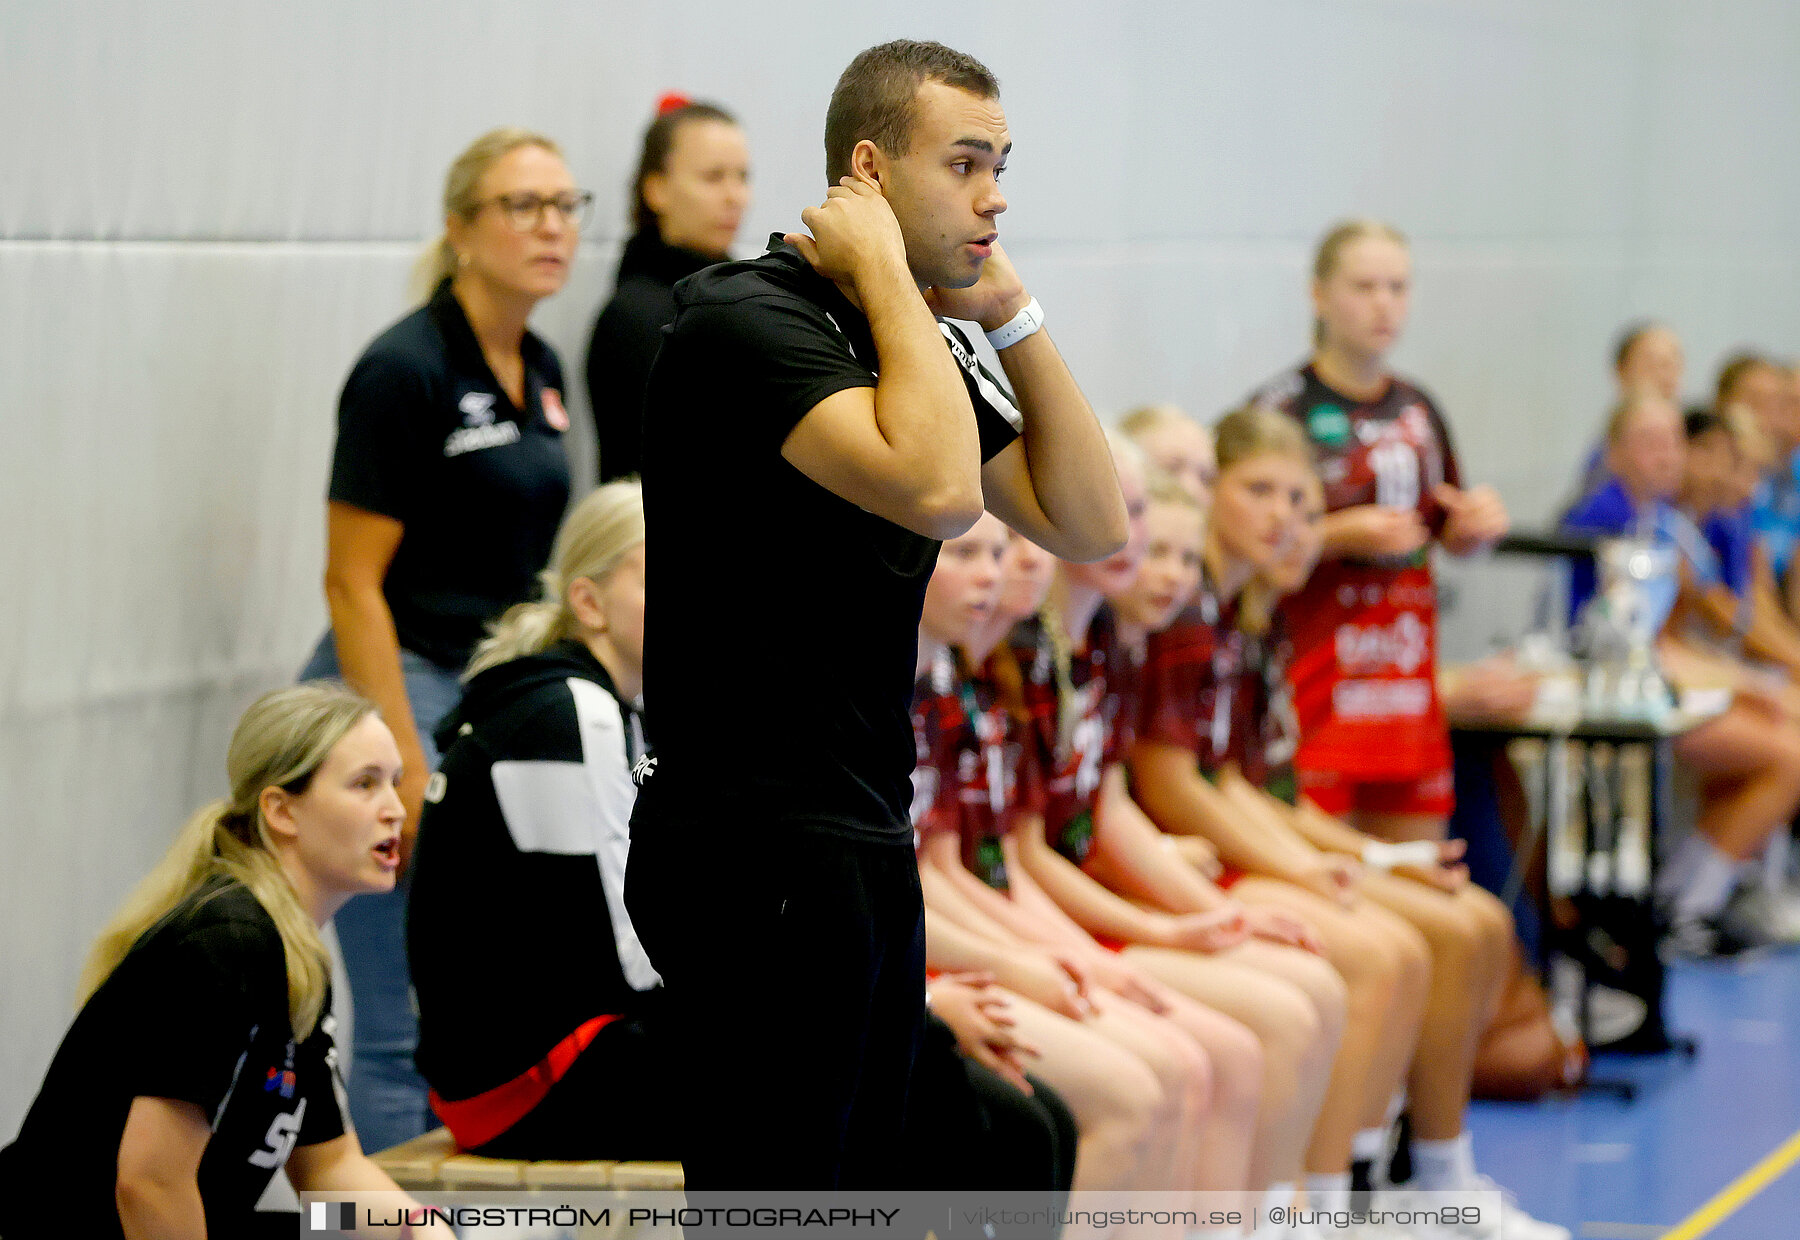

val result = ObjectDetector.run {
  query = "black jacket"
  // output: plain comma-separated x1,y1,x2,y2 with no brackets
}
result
584,228,721,481
408,641,658,1103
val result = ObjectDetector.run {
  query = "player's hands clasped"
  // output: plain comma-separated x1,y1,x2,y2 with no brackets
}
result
928,972,1042,1093
1396,839,1471,893
1294,853,1361,908
785,177,910,294
1166,905,1251,954
1436,483,1510,554
996,950,1095,1022
1329,503,1432,559
1240,904,1326,954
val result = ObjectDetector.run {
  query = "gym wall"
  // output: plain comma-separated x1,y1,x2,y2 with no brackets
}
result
4,0,1798,1134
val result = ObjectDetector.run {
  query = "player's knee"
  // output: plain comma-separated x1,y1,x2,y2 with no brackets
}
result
1263,982,1327,1064
1101,1052,1169,1139
1382,917,1432,996
1305,958,1351,1037
1462,886,1516,961
1132,1025,1213,1120
1208,1019,1264,1118
1336,926,1402,1005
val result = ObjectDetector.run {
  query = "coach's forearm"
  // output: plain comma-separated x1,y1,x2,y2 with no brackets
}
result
860,264,985,527
994,329,1128,560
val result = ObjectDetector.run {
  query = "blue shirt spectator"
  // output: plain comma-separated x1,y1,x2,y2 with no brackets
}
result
1704,505,1755,601
1750,448,1800,582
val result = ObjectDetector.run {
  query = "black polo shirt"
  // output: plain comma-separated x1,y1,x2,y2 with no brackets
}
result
328,279,572,670
634,238,1020,844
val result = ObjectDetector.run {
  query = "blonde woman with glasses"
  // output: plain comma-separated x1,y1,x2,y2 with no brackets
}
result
300,127,590,1150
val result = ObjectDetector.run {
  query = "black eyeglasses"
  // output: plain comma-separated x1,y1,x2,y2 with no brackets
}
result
478,191,595,232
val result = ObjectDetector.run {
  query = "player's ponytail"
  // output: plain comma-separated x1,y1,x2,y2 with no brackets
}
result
79,684,372,1040
465,480,646,680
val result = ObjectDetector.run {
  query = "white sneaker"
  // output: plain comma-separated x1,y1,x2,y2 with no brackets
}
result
1378,1180,1570,1240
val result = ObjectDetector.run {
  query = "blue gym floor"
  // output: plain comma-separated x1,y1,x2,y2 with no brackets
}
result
1466,950,1800,1239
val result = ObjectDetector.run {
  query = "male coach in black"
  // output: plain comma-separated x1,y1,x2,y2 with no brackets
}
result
624,39,1128,1191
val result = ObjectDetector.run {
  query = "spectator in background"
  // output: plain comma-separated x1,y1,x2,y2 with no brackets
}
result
1571,321,1688,500
303,127,583,1150
1783,366,1800,621
1675,406,1800,674
1616,321,1685,404
1119,403,1217,508
1563,393,1800,957
585,97,749,482
1739,355,1800,605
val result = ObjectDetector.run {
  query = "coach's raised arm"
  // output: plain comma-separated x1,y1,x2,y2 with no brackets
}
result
782,83,1126,562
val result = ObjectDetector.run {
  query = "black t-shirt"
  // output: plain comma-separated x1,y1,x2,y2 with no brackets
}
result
0,879,346,1239
634,238,1020,843
328,279,573,670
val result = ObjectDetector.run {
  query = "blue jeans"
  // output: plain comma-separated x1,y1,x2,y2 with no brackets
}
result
300,632,463,1152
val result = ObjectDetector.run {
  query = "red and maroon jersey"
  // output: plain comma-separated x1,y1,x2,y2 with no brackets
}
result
910,647,1037,889
1246,608,1302,805
910,654,968,850
1138,565,1259,779
1249,363,1460,779
1139,565,1305,803
960,652,1043,891
1010,609,1135,867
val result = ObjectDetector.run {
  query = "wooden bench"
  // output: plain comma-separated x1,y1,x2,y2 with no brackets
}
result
372,1126,683,1192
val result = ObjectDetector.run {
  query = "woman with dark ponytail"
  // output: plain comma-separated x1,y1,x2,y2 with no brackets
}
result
585,96,750,481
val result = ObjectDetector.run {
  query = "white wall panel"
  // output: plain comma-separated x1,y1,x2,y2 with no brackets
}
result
5,0,1800,1136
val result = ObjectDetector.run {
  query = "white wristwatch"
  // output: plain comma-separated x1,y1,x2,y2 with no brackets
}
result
985,297,1045,350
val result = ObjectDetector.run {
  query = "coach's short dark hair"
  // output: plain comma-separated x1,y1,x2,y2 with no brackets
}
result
824,40,999,182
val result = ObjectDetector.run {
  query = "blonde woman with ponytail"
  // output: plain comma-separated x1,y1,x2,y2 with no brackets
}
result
0,685,454,1239
304,126,590,1151
405,483,671,1160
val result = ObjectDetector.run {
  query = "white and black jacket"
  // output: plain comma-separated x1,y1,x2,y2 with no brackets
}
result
407,641,660,1105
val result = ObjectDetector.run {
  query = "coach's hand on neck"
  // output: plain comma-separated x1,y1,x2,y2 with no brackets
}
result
784,175,915,310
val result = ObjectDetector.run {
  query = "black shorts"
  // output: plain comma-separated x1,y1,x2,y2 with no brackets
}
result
625,804,926,1191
